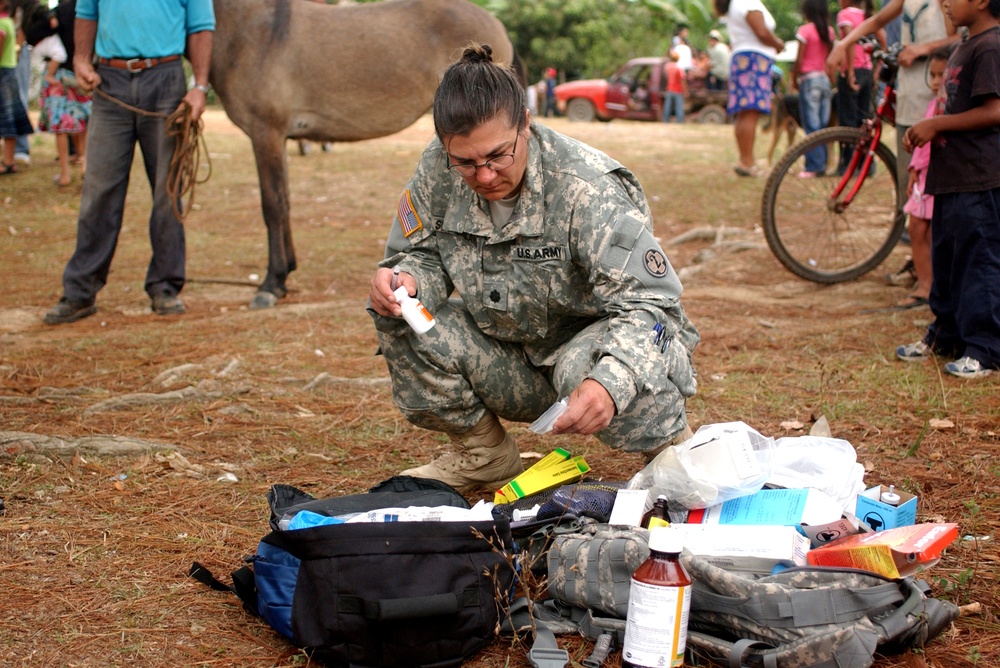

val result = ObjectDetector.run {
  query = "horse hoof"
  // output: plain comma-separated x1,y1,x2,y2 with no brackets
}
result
250,291,279,309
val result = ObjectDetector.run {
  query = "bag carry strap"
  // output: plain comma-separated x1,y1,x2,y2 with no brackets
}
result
338,587,480,621
871,577,933,642
693,581,905,628
719,637,849,668
581,632,614,668
731,639,778,668
577,608,626,644
189,561,231,592
188,561,260,616
690,627,879,668
504,597,571,668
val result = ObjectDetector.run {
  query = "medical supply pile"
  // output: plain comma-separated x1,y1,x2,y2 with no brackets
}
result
197,421,962,668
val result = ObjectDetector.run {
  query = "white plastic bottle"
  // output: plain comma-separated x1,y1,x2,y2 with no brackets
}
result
622,527,692,668
393,286,436,334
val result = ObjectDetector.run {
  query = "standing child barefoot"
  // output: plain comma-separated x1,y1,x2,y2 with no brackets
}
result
896,46,951,309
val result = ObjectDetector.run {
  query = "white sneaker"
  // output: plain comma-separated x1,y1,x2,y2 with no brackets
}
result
896,340,931,362
13,152,30,165
944,356,993,379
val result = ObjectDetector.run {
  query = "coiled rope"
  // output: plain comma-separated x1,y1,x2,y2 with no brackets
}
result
94,88,212,222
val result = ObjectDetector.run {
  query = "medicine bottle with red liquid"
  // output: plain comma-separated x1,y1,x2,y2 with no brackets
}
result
621,528,692,668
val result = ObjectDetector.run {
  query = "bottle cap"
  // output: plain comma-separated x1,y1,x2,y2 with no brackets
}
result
648,527,683,554
393,286,408,302
880,484,901,506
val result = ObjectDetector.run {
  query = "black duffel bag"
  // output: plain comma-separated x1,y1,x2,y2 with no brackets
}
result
192,476,515,668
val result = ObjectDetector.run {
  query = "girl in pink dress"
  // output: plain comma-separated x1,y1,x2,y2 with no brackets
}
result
898,46,948,308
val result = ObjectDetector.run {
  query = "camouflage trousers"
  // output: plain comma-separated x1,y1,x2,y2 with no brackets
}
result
374,300,690,452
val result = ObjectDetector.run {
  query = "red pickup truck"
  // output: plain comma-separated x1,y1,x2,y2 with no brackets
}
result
553,57,728,124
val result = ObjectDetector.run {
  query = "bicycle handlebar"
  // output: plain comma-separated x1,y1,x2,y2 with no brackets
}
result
859,36,901,69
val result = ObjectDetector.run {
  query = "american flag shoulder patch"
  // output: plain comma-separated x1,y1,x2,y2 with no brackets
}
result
397,190,424,237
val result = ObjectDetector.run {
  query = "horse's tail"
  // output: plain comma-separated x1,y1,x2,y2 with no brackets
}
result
510,44,528,88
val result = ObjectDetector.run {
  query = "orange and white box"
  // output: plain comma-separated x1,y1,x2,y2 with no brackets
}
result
806,523,959,578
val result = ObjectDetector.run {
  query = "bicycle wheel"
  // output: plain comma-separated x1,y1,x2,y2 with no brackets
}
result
761,126,905,283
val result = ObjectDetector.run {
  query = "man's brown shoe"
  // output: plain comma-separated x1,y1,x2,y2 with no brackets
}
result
44,298,97,325
152,293,186,315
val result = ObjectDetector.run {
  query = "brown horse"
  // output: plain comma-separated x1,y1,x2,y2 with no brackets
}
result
211,0,519,307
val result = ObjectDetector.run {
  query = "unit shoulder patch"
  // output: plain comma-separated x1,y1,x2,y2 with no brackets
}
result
643,248,668,277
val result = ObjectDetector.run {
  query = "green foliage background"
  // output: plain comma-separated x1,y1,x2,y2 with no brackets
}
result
353,0,838,82
484,0,809,81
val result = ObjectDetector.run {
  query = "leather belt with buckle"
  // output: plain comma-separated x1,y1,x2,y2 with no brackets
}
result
97,55,182,72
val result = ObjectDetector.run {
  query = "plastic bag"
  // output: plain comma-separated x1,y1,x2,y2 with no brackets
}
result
529,398,569,434
628,421,775,509
766,436,866,513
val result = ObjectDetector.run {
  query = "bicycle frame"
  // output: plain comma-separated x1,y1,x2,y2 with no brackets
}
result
828,46,899,212
760,39,906,284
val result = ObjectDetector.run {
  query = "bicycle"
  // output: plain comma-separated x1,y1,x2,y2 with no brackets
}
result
761,41,906,283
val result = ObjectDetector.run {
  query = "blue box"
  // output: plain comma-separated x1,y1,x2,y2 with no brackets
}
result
855,485,917,531
687,488,862,547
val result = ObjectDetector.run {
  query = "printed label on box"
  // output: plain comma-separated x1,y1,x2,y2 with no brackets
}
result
855,485,917,531
806,523,958,578
608,489,652,527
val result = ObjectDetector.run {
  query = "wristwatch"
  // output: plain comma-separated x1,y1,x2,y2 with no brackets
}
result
193,83,212,95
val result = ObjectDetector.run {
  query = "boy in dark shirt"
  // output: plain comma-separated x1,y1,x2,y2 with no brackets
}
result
895,0,1000,378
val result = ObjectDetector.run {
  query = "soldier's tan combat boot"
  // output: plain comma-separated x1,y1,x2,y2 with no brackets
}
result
401,412,524,492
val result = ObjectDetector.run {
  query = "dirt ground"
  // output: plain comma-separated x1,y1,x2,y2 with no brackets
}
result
1,110,997,667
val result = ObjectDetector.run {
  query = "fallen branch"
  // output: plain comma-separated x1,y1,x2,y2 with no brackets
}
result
303,372,391,392
151,363,203,387
83,386,219,414
0,431,176,457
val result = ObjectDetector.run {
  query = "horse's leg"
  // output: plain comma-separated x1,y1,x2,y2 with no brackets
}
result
250,127,296,309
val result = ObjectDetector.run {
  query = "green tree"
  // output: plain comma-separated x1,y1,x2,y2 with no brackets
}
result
363,0,806,81
488,0,806,82
491,0,682,81
648,0,717,40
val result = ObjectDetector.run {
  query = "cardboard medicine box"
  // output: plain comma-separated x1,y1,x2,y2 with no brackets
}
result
686,487,862,547
668,523,810,576
855,485,917,531
806,523,958,578
493,449,589,504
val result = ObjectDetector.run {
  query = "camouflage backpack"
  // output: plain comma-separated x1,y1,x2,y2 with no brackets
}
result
543,526,958,668
681,553,960,668
546,523,650,620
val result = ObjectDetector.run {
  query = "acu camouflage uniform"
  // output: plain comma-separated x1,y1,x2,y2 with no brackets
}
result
542,528,958,666
680,552,960,667
370,122,699,452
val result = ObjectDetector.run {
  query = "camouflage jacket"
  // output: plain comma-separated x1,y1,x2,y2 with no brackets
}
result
381,122,699,411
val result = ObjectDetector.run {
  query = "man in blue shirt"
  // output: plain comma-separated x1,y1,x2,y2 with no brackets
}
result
45,0,215,325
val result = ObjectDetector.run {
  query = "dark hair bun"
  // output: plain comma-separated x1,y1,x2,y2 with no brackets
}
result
462,44,494,65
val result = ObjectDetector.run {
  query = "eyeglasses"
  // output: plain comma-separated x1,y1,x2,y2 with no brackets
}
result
446,133,520,176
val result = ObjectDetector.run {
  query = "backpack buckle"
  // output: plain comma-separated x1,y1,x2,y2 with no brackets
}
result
528,646,570,668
